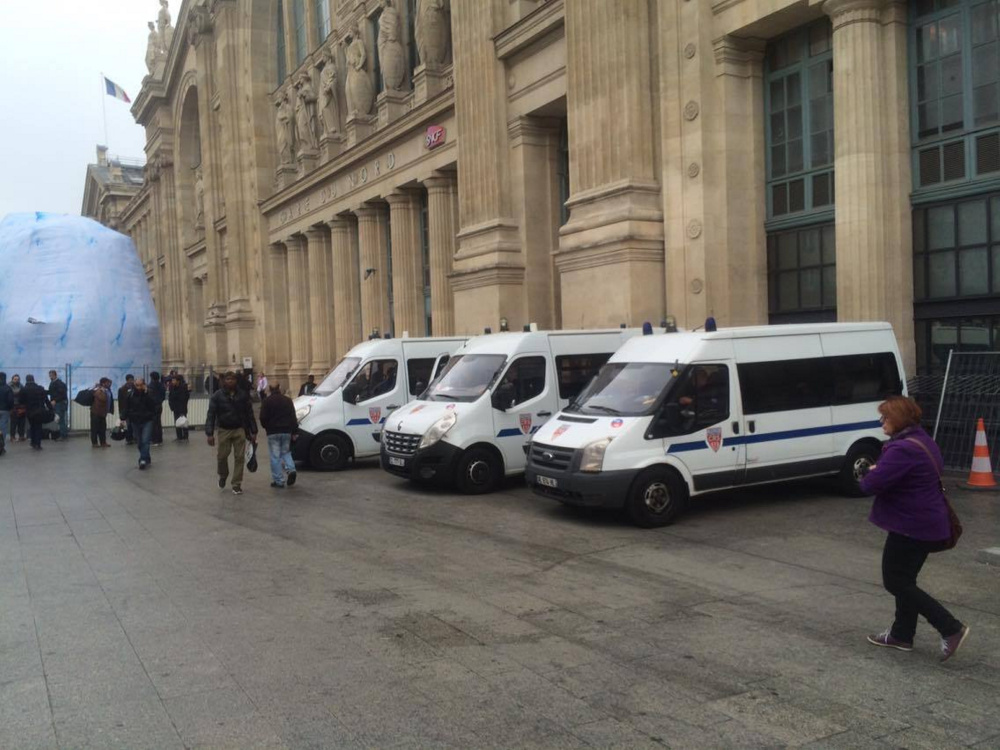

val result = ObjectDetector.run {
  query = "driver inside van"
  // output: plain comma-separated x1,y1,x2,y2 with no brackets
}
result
677,367,727,426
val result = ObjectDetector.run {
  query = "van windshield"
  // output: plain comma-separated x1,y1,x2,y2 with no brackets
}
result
315,357,362,396
422,354,507,403
566,362,678,417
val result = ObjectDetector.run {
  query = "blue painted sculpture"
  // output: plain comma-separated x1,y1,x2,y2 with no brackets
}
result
0,213,162,392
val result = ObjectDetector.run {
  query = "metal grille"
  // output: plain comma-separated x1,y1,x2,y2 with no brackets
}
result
919,146,940,186
977,132,999,175
913,352,1000,471
942,141,966,182
529,442,575,472
383,431,421,455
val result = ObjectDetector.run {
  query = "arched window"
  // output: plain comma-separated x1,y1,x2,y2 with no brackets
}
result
277,0,287,83
293,0,308,66
315,0,331,43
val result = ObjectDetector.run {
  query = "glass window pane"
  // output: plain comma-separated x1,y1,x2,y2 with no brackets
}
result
773,183,788,215
930,321,956,370
771,145,786,178
811,133,831,168
787,106,803,140
787,139,804,174
993,196,1000,238
800,229,821,266
939,14,962,57
770,113,786,144
822,224,836,263
810,96,830,134
928,205,956,249
787,73,802,107
778,271,798,311
809,62,829,100
928,251,958,297
809,22,831,57
778,232,798,269
972,2,998,45
959,200,988,244
959,247,989,295
916,0,934,16
941,93,964,131
919,101,940,138
822,265,837,307
917,24,938,63
973,44,998,87
917,63,939,102
992,246,1000,291
913,208,926,254
769,80,785,112
974,84,999,126
800,269,822,307
960,319,990,350
941,54,963,96
914,254,927,300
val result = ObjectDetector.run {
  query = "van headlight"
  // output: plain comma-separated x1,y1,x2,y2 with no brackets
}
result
419,412,457,450
295,405,311,422
580,437,613,473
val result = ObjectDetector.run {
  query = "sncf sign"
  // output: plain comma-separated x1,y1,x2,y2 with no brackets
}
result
425,125,447,150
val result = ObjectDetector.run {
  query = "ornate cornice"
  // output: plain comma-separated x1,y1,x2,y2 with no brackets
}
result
712,35,766,78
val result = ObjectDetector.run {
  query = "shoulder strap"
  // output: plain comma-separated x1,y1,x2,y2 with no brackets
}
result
904,436,944,480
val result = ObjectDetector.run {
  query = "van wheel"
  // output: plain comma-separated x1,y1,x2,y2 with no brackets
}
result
310,434,350,471
839,442,880,497
455,447,501,495
626,467,688,528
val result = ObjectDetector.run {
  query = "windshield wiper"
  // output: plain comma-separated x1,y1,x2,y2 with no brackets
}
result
584,404,622,416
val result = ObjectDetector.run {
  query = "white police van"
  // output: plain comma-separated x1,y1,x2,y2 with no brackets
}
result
293,336,467,470
525,322,905,527
380,328,657,493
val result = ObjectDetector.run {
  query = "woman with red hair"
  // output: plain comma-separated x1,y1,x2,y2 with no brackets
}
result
860,396,969,661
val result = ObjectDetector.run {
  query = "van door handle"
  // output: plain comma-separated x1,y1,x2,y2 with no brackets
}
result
537,411,552,417
732,421,740,434
748,420,756,434
387,405,400,411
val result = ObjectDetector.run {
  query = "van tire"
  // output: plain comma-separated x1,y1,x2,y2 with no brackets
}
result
839,441,881,497
626,467,688,528
309,433,351,471
455,447,501,495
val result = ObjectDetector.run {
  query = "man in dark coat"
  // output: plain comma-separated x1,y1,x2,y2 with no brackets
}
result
205,371,258,495
168,374,191,441
20,375,51,450
0,372,13,454
148,371,167,447
118,374,136,445
126,377,158,469
298,375,317,397
259,383,298,488
47,370,69,440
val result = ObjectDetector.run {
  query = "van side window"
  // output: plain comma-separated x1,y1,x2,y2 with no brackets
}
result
494,356,547,410
556,353,613,400
348,359,398,403
830,353,901,404
406,358,436,396
668,365,730,432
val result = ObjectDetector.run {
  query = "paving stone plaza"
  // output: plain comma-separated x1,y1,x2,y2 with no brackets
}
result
1,437,998,749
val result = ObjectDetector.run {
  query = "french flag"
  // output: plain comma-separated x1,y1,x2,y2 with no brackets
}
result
104,77,131,103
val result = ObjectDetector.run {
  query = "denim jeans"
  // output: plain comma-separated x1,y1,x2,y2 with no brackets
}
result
53,401,68,439
132,420,153,464
267,433,296,485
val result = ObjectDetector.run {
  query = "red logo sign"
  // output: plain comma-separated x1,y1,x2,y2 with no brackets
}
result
369,407,382,424
552,425,570,440
410,405,425,414
706,427,723,452
519,413,532,435
425,125,447,150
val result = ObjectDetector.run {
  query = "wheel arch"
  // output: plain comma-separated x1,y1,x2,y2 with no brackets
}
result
314,429,356,458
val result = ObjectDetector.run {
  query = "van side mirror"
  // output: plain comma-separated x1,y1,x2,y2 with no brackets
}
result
492,382,515,412
343,382,360,404
648,403,682,439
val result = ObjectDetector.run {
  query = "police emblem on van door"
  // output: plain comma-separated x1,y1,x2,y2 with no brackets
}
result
706,427,723,452
369,407,381,424
519,413,532,435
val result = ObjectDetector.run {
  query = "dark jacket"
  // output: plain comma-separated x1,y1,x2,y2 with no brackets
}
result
298,382,317,396
148,379,166,407
259,392,298,435
205,388,258,436
860,425,951,542
118,384,134,419
48,378,68,403
0,376,12,412
91,387,114,417
20,383,50,423
126,389,159,423
168,378,191,414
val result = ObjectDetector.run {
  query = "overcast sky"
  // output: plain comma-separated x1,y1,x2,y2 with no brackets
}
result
0,0,152,219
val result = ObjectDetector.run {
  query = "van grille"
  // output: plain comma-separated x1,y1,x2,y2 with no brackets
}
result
383,431,421,456
529,442,575,472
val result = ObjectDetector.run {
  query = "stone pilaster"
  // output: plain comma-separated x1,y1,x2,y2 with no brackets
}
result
355,204,392,338
304,226,333,377
558,0,664,328
423,173,458,336
824,0,913,367
328,216,362,358
386,191,425,337
266,242,291,386
285,234,312,384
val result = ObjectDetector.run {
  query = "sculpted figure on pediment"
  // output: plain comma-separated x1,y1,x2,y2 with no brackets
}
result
294,71,319,152
194,168,205,228
274,90,295,165
146,21,166,73
415,0,449,67
319,46,341,136
378,1,406,91
345,27,375,116
157,0,175,52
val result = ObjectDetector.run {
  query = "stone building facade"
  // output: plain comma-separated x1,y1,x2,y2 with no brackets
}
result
81,146,145,231
122,0,1000,379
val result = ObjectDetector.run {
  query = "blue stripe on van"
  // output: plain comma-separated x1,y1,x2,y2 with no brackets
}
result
667,419,881,454
497,426,541,438
347,417,386,426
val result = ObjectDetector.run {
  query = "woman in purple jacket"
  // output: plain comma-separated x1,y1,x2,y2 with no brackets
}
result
860,396,970,661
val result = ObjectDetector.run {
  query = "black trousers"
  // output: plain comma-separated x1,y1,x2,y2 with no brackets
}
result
883,532,962,642
172,409,189,440
12,413,26,439
152,412,163,444
90,414,108,445
28,420,43,447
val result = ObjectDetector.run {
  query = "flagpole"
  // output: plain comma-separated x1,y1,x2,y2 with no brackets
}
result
100,72,108,147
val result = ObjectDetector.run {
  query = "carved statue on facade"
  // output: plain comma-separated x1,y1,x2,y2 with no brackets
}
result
319,46,341,136
378,1,406,91
194,167,205,228
274,91,294,166
344,27,375,117
415,0,449,67
145,21,166,74
157,0,175,52
294,72,319,153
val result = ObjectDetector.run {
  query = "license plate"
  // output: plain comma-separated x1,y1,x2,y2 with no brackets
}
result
536,475,558,488
388,456,405,467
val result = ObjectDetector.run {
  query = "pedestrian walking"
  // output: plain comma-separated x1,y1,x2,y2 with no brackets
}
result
861,395,970,661
256,371,269,402
118,375,136,445
125,378,158,469
0,372,13,454
148,371,167,447
47,370,69,440
90,378,115,447
205,371,258,495
298,374,317,397
259,383,298,489
169,373,191,441
10,374,26,442
20,375,51,450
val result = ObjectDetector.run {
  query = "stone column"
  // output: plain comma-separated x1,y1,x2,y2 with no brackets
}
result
328,216,362,358
558,0,664,328
285,234,312,384
423,173,458,336
305,226,334,377
356,204,391,338
266,242,291,386
824,0,913,367
386,191,425,337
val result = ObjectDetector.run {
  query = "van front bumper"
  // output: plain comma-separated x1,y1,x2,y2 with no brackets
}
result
381,440,462,484
526,463,636,509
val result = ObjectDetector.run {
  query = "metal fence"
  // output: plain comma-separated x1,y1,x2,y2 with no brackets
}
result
909,351,1000,471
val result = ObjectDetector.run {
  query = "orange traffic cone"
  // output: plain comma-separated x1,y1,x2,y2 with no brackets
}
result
962,418,998,490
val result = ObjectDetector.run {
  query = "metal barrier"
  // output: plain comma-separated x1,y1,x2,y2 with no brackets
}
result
67,396,211,431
